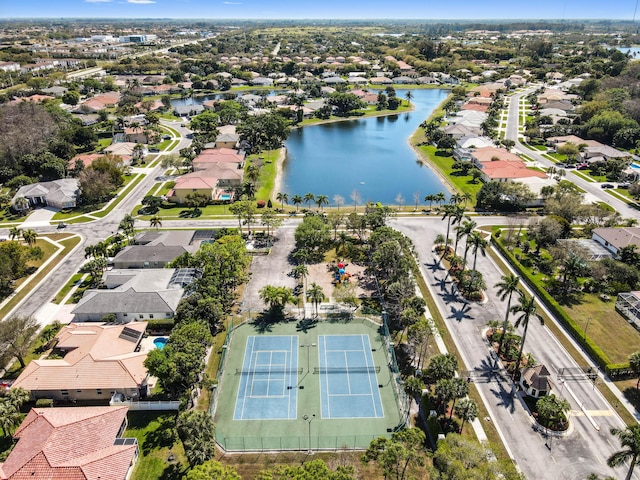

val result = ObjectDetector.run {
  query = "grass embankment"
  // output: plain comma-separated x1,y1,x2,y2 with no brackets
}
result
0,235,81,320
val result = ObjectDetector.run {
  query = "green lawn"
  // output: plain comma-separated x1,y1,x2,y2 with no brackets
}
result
97,138,112,150
135,203,230,220
414,144,482,204
52,273,84,304
298,102,411,127
253,149,280,201
0,207,28,225
123,412,188,480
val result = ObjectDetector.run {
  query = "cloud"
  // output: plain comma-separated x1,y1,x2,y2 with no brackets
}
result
85,0,112,3
223,1,242,4
128,0,156,3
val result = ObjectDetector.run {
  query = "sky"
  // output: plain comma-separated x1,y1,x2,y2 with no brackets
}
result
2,0,640,20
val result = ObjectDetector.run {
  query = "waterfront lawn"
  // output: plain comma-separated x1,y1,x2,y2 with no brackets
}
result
416,144,482,204
251,149,279,201
123,412,187,480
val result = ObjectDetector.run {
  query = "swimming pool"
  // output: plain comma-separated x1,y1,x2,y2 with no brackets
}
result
153,337,168,349
220,194,232,200
631,163,640,170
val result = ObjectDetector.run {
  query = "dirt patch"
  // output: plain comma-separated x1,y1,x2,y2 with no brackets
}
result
306,261,370,299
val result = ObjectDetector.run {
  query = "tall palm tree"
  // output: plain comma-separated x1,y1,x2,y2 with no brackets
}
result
468,231,488,281
291,264,308,290
608,425,640,480
259,285,297,316
306,282,325,317
291,194,303,212
511,292,544,380
495,274,520,360
276,192,289,211
434,191,446,208
315,194,329,211
246,163,260,183
338,231,350,257
303,192,315,209
454,218,474,256
440,204,456,257
150,215,162,230
22,229,37,247
459,219,477,266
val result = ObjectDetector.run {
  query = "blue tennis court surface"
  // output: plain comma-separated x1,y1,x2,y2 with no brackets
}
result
318,334,384,419
234,335,299,420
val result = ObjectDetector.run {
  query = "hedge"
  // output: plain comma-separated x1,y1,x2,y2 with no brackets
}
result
492,234,630,378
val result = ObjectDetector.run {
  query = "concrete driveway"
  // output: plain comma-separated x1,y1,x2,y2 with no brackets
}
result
20,206,58,228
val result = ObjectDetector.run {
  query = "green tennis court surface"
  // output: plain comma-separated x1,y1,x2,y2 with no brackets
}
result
213,318,407,452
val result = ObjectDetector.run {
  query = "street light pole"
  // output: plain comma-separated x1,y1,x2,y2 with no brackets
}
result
583,317,591,341
300,343,316,373
303,414,315,454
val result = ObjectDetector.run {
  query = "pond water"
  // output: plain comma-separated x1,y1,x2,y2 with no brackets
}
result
281,89,450,205
616,46,640,57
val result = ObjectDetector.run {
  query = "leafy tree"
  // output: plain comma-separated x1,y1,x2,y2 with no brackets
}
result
61,90,80,106
177,410,216,468
408,318,438,371
21,229,37,247
328,92,365,115
432,433,521,479
144,320,212,398
536,394,570,431
78,169,114,205
141,195,163,214
608,425,640,480
185,192,210,216
229,198,258,234
294,215,331,262
261,208,282,240
0,315,39,368
362,428,426,480
79,258,108,287
237,113,290,152
185,460,241,480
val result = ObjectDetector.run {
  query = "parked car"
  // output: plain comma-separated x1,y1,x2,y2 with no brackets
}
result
601,183,614,189
564,164,576,169
56,222,66,229
577,163,589,170
618,182,631,189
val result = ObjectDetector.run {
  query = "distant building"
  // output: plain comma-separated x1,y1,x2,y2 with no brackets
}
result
12,179,79,211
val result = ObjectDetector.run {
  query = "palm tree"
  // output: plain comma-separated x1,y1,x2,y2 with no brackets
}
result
259,285,297,316
608,425,640,480
9,227,21,241
291,194,303,212
424,194,436,211
303,192,315,209
454,218,474,257
405,90,413,105
511,292,544,380
315,194,329,211
495,274,520,360
338,231,351,257
242,181,257,199
468,231,488,281
434,191,446,208
306,282,325,317
455,398,478,433
561,252,586,296
291,264,308,290
459,219,477,266
246,163,260,183
150,215,162,230
276,192,289,211
22,229,37,247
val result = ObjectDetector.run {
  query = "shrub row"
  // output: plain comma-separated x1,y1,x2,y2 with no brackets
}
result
492,234,630,378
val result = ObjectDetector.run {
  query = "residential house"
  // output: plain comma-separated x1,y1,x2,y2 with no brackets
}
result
251,77,273,86
72,268,196,322
174,104,204,117
582,144,630,162
444,123,482,139
215,133,240,149
12,179,79,211
0,61,20,72
11,322,149,401
0,406,138,480
124,127,148,144
103,142,137,163
519,365,551,398
592,227,640,255
112,244,195,269
470,146,548,183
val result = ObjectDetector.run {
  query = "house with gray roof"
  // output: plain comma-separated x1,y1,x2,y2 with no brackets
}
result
592,227,640,255
71,268,196,322
12,179,79,211
173,104,204,117
112,244,195,269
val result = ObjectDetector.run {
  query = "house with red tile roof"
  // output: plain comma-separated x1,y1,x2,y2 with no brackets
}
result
470,146,548,183
0,406,138,480
12,322,149,402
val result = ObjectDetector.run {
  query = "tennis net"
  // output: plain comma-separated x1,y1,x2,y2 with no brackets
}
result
314,366,381,374
235,367,303,375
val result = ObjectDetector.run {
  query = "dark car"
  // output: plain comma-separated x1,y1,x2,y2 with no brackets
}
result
601,183,614,189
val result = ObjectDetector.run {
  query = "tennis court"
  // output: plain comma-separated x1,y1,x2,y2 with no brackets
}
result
318,334,384,419
233,335,300,420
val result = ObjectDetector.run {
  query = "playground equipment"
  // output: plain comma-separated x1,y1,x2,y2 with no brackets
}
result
333,262,352,284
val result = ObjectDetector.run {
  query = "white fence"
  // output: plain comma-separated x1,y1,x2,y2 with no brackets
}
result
110,395,180,411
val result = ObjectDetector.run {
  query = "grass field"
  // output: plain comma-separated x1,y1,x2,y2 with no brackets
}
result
123,412,188,480
213,317,403,452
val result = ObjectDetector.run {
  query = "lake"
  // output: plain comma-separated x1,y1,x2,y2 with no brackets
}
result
281,89,450,206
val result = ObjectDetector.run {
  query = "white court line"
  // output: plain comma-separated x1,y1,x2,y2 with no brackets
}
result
240,336,256,420
361,334,378,417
